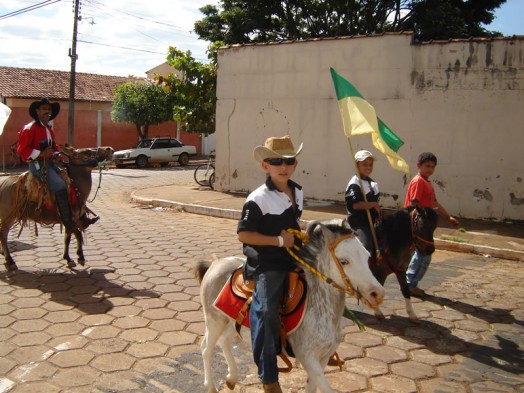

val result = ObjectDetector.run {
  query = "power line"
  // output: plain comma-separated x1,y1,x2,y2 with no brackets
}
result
0,0,62,20
77,39,167,55
84,0,190,32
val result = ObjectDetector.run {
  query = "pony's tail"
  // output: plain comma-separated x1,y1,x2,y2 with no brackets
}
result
194,256,213,284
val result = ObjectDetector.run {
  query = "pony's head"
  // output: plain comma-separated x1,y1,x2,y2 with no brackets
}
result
60,146,114,167
304,218,384,309
409,206,438,255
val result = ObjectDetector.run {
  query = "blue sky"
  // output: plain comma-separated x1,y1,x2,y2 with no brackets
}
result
0,0,521,77
484,0,523,36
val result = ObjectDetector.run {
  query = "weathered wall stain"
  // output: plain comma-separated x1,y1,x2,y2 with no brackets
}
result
432,178,446,191
473,189,494,202
380,192,399,202
510,193,524,205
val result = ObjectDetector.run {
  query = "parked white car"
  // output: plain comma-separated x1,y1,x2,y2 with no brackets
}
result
113,137,197,168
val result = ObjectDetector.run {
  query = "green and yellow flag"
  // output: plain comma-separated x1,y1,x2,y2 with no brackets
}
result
330,68,409,173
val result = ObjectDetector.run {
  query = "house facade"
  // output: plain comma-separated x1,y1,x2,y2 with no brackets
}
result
0,66,202,166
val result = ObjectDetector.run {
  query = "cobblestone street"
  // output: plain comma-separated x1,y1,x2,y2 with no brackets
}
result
0,167,522,392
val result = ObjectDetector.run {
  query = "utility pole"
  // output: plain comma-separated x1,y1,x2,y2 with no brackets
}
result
68,0,81,146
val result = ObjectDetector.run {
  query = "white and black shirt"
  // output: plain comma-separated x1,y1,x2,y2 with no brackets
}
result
345,175,380,228
237,177,303,272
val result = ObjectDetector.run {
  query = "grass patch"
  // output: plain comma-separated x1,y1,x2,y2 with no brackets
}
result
440,235,470,243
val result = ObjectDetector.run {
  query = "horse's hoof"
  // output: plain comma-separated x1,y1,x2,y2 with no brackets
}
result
225,380,236,390
4,261,18,272
66,260,77,269
78,258,86,266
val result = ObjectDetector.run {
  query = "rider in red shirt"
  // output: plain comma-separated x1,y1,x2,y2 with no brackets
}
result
17,98,75,230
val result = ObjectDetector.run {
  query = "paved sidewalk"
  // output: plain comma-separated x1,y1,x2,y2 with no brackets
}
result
0,169,523,393
131,184,524,261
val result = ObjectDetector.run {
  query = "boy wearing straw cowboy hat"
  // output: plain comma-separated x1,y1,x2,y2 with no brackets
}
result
237,135,303,393
17,98,75,230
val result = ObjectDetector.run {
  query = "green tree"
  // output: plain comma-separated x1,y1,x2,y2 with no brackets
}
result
401,0,506,41
194,0,506,44
111,82,173,140
162,44,219,135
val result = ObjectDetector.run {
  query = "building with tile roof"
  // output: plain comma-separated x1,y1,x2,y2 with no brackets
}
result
0,66,201,167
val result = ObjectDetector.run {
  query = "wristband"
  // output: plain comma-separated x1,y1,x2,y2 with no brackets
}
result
277,236,284,247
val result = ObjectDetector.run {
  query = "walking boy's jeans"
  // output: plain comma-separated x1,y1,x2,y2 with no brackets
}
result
406,249,432,288
28,161,67,194
250,270,287,384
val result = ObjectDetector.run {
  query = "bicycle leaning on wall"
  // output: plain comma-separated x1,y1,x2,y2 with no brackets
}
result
194,150,215,189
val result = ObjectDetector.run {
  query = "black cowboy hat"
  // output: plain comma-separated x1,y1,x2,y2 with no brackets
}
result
29,98,60,121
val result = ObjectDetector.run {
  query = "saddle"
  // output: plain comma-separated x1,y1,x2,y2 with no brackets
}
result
12,168,98,231
214,267,307,372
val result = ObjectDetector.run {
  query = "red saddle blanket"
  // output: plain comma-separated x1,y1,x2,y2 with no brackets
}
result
213,267,307,334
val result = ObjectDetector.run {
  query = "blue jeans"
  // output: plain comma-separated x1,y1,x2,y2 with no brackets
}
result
406,249,432,288
28,160,67,194
250,270,287,385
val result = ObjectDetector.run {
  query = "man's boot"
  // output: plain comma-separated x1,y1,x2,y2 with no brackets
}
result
55,189,76,230
263,382,283,393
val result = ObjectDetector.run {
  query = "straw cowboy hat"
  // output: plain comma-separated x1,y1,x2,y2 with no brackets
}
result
253,135,303,163
29,98,60,121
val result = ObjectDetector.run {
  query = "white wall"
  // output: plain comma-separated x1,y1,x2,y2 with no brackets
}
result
214,33,524,221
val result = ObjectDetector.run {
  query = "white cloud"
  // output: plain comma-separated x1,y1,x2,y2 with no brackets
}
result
0,0,214,77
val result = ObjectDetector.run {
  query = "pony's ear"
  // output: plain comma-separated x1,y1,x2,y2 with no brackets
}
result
306,221,320,238
317,223,337,244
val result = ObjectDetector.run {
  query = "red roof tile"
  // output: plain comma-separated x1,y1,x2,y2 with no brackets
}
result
0,66,145,102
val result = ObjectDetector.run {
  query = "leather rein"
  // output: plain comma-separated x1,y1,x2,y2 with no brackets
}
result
410,208,435,250
62,147,108,203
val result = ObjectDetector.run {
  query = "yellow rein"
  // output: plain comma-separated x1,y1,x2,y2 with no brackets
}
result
285,229,357,297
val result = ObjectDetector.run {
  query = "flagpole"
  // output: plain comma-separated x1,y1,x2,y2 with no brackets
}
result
346,136,381,258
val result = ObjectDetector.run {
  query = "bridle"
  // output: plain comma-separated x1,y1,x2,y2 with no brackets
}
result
285,229,359,298
63,147,110,203
410,208,435,251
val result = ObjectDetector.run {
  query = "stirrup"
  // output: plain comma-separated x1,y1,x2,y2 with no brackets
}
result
327,352,344,371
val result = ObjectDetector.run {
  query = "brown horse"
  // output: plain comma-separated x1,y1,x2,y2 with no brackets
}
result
0,146,113,271
371,206,438,321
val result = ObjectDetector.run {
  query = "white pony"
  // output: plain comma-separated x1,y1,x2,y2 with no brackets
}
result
194,219,385,393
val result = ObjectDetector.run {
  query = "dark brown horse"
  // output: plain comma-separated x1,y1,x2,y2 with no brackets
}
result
0,146,113,271
370,206,438,321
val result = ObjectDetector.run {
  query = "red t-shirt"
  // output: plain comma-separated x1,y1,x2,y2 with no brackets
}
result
404,173,437,208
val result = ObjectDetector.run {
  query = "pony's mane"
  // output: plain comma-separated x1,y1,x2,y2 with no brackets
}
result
297,220,354,268
379,209,412,249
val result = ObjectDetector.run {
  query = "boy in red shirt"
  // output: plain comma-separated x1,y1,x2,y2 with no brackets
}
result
405,152,459,296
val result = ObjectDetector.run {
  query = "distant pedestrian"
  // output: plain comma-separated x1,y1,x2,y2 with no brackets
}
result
405,152,460,296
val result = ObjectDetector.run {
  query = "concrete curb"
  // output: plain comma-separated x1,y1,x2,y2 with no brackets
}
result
131,193,524,262
435,239,523,261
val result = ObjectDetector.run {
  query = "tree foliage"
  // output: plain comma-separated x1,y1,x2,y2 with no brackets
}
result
160,44,219,135
194,0,506,44
403,0,506,41
111,82,174,140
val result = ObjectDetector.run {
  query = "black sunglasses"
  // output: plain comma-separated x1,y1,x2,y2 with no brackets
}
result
265,157,296,166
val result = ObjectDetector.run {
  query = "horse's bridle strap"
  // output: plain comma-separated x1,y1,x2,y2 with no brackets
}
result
410,209,435,247
328,234,357,297
285,229,357,297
